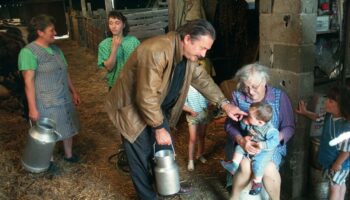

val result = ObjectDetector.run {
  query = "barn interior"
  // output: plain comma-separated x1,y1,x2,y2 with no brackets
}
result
0,0,350,199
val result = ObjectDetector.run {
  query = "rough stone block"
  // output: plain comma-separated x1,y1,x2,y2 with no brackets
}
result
259,0,273,13
282,148,308,199
260,43,315,73
271,0,317,14
268,69,314,107
260,13,316,44
259,43,273,67
296,114,312,129
274,44,315,73
291,174,307,198
289,127,311,147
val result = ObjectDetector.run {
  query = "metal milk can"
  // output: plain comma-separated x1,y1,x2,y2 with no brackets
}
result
153,143,180,196
21,118,61,173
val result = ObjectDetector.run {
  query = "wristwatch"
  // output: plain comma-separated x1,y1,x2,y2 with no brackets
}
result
218,99,230,109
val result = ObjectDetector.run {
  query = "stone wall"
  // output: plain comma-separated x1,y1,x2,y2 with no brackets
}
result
258,0,317,199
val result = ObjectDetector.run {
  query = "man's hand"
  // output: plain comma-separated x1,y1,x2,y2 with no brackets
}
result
190,111,198,117
155,128,172,145
222,103,247,121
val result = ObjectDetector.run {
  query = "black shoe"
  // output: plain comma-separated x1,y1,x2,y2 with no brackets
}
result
64,154,80,163
225,185,232,193
117,150,130,173
249,181,262,195
225,173,233,190
47,161,60,176
177,183,193,195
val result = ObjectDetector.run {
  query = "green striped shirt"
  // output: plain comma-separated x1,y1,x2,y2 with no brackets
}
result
97,35,140,87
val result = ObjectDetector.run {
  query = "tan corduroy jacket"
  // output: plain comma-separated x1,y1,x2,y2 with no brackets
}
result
105,32,227,143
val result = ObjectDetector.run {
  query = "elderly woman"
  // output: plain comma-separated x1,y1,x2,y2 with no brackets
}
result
19,15,81,171
224,64,295,200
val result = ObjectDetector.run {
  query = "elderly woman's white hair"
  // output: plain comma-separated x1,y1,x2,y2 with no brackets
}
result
234,63,270,91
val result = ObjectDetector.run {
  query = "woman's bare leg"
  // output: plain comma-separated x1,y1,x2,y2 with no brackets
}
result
230,158,252,200
262,161,281,200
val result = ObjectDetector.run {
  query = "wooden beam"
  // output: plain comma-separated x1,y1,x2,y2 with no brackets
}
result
124,9,168,20
342,0,349,84
68,0,72,11
80,0,87,17
128,16,168,26
23,0,63,3
105,0,113,16
167,0,175,31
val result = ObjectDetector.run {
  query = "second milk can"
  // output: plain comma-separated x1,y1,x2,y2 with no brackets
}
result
153,143,180,196
21,118,61,173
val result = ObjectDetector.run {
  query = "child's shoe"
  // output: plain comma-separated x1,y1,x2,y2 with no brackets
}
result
187,160,194,171
64,154,80,163
197,155,207,164
249,181,263,195
47,161,60,176
220,160,237,175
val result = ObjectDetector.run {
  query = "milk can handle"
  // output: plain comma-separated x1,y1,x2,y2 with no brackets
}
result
54,130,62,141
153,142,176,161
30,119,62,141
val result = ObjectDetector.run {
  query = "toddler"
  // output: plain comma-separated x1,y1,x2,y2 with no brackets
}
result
221,102,279,195
296,87,350,200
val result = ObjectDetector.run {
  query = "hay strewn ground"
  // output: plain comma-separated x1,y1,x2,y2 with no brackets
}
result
0,39,230,200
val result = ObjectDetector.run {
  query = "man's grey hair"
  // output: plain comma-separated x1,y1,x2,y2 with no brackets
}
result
234,63,270,90
176,19,216,41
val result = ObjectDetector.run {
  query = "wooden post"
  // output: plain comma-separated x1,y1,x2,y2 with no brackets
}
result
66,0,73,39
105,0,113,16
341,0,349,84
81,0,87,17
68,0,72,11
87,2,92,16
167,0,175,31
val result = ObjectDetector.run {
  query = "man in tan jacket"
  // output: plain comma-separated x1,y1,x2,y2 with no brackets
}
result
105,19,246,200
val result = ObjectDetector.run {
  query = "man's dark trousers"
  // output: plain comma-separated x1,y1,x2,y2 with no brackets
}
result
123,126,172,200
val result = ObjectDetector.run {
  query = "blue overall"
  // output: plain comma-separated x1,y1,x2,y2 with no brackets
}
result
26,43,79,140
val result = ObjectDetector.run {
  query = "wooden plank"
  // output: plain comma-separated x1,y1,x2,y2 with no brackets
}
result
158,2,168,7
129,21,168,31
131,27,165,33
120,8,159,14
132,29,165,39
167,0,175,31
124,9,168,20
23,0,63,4
128,16,168,26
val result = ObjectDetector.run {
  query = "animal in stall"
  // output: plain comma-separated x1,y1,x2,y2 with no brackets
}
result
0,25,27,117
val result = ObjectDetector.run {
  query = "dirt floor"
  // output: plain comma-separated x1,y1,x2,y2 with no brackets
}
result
0,39,231,200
